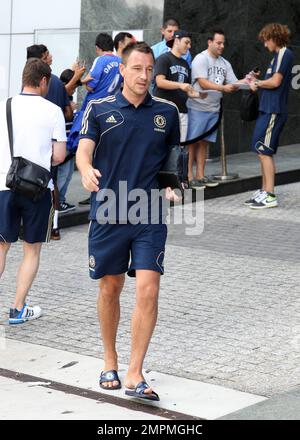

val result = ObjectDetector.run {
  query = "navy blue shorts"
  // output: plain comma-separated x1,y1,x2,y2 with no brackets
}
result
0,190,53,243
88,222,168,279
251,112,287,155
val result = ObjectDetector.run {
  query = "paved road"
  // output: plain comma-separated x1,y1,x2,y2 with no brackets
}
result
1,183,300,398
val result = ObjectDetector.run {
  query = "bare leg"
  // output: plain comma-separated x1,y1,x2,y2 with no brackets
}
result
259,154,276,193
195,140,209,180
0,242,11,278
53,184,60,210
98,274,125,388
261,161,265,190
13,242,42,310
188,144,196,182
125,270,160,395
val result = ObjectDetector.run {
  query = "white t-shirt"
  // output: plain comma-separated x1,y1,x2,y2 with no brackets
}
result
0,94,66,191
187,49,238,113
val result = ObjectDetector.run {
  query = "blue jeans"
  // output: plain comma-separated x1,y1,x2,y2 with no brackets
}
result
57,157,75,204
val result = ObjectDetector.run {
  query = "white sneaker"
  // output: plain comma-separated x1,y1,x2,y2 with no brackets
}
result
250,192,278,209
9,304,42,325
244,189,263,206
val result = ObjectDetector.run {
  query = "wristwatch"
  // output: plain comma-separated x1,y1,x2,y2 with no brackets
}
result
254,80,260,87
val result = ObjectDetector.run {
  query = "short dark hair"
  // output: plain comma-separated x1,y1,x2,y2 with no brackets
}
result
121,41,154,65
113,32,134,51
22,58,51,88
208,29,225,41
38,44,48,53
26,44,45,59
95,33,114,51
60,68,82,87
163,18,179,28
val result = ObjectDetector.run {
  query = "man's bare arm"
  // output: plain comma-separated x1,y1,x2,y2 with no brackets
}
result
76,138,101,192
65,66,86,96
52,141,66,166
250,72,283,91
197,77,237,93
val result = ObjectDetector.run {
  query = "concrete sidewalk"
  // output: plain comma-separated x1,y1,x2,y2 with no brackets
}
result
1,183,300,419
0,340,265,420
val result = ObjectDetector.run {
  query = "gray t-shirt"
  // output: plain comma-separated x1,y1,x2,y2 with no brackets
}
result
187,49,238,113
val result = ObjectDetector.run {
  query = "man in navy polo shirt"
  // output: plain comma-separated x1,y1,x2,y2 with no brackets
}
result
246,23,294,209
76,42,180,401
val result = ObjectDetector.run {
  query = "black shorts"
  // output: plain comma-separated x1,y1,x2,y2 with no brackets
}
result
0,190,53,243
88,221,168,279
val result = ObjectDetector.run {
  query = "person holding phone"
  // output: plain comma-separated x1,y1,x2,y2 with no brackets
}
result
246,23,294,209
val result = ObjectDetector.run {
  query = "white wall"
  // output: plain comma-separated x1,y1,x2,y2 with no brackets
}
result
0,0,81,100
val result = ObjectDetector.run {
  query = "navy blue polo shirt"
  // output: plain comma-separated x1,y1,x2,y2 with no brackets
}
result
45,74,70,112
260,47,294,114
79,91,180,222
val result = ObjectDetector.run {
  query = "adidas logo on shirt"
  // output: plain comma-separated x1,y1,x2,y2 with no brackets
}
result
106,115,118,124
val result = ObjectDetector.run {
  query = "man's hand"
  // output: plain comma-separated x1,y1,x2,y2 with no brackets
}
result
223,84,238,93
187,88,208,99
249,82,259,92
165,187,182,202
81,165,101,192
81,73,94,84
70,101,78,111
179,83,194,94
73,65,86,80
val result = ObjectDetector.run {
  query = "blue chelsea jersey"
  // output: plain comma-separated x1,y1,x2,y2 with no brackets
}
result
81,54,123,112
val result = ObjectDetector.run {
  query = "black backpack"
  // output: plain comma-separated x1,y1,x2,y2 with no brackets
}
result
240,91,259,121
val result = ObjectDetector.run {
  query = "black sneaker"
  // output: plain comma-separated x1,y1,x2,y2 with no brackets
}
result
78,197,91,206
59,202,76,213
51,228,61,240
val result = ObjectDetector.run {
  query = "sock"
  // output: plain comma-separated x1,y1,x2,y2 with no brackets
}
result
53,210,59,229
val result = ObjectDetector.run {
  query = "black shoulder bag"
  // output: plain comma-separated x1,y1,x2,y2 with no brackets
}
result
5,98,51,202
240,91,259,121
157,145,189,193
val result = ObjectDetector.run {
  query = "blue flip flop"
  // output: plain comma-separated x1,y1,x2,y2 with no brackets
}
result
125,381,160,401
99,370,121,390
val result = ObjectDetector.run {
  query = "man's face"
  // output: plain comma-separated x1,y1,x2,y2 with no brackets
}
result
208,33,225,57
264,39,277,52
42,50,53,66
162,25,179,42
120,50,154,97
175,37,191,55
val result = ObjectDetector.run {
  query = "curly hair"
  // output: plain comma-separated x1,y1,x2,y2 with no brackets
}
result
258,23,291,47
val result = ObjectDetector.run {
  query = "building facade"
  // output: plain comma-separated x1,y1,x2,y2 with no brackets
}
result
2,0,299,154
